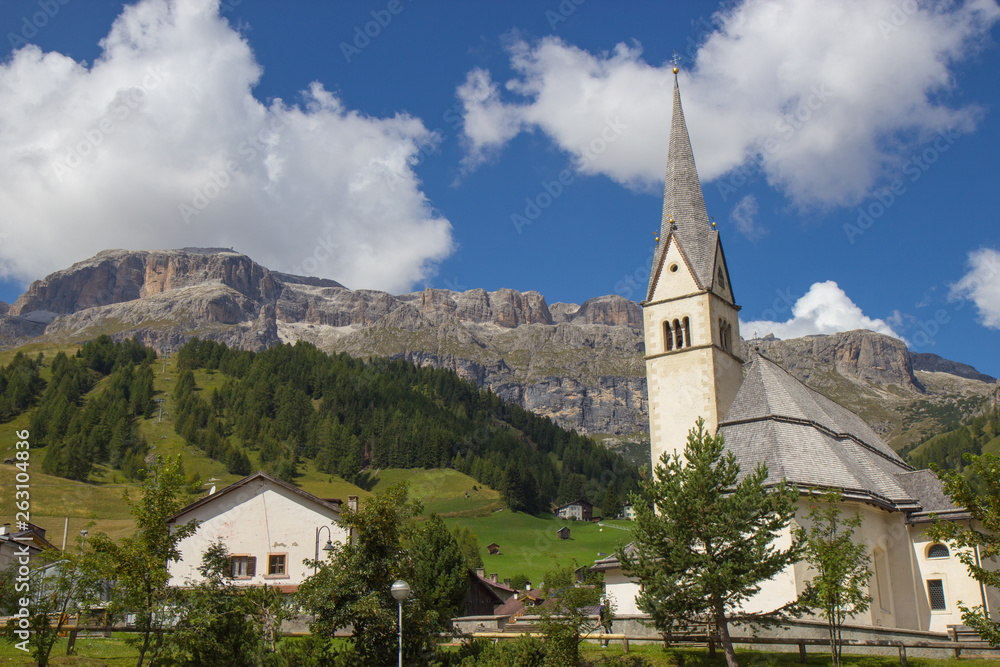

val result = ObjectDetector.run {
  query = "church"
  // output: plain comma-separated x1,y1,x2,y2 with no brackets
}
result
592,69,999,634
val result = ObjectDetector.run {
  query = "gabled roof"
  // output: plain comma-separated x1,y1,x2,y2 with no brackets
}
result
555,498,593,511
167,470,342,524
648,73,719,299
719,354,921,511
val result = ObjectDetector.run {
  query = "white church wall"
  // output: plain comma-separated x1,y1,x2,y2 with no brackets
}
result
909,523,996,633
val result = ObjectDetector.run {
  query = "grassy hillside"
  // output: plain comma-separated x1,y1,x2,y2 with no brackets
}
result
0,340,629,581
445,512,634,584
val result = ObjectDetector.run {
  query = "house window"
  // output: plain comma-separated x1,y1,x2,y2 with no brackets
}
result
927,543,950,559
267,554,286,576
231,555,256,578
928,579,946,611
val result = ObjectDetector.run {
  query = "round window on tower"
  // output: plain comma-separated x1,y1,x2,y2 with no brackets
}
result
668,263,679,273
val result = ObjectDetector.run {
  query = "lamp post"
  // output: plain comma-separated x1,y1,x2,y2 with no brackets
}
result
313,525,335,576
390,579,410,667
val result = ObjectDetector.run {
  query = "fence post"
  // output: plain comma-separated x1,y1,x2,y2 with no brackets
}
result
798,642,806,663
898,645,907,667
623,636,629,654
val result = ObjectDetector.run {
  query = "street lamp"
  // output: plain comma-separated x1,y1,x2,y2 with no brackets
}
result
390,579,410,667
313,525,335,576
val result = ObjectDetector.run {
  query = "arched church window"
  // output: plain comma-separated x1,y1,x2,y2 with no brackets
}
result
873,548,892,613
673,319,683,349
663,321,673,352
683,317,691,348
927,543,950,559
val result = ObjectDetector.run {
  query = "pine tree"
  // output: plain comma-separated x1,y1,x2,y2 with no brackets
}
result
620,418,803,667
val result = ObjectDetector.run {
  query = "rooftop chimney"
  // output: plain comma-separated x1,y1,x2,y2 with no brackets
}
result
489,573,499,584
503,578,510,587
347,496,358,512
476,567,485,579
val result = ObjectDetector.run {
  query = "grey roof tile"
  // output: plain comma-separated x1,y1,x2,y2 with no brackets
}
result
718,353,924,510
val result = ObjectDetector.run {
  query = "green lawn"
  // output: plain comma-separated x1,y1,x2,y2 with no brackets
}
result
445,512,634,584
3,637,997,667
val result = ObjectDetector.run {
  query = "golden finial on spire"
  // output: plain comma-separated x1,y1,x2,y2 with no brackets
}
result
711,216,717,229
671,51,681,76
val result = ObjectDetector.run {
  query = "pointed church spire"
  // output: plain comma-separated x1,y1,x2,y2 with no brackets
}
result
647,69,717,299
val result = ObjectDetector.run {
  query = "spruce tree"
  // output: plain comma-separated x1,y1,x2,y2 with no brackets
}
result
620,418,803,667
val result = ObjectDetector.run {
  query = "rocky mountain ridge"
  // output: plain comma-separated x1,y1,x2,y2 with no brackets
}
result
1,248,995,450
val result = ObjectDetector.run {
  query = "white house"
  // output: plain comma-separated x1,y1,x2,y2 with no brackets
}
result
555,499,593,521
167,471,353,592
593,70,999,634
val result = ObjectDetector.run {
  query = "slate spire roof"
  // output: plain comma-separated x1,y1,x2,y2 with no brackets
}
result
647,72,719,300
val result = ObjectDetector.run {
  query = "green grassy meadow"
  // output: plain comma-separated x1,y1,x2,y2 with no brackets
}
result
0,340,621,581
444,512,634,584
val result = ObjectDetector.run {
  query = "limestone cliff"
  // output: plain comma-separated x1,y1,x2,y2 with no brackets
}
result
1,249,994,450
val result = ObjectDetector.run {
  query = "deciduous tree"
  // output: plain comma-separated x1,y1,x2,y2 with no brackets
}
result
297,483,437,665
796,490,871,667
89,456,199,667
928,452,1000,645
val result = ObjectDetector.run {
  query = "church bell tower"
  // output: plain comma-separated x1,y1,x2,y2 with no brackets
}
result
643,69,744,465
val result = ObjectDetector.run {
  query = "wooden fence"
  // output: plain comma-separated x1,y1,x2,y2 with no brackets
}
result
466,630,1000,665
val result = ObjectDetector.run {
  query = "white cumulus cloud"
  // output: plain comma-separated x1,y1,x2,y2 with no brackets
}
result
741,281,905,342
458,0,999,206
0,0,453,293
950,248,1000,328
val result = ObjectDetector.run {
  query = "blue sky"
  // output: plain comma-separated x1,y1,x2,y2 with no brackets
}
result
1,0,998,377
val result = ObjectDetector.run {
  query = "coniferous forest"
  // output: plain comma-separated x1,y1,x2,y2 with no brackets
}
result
1,336,641,514
902,399,1000,478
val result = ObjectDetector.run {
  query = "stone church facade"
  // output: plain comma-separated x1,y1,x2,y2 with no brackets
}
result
594,71,999,634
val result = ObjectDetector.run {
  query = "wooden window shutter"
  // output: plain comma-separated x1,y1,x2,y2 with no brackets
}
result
247,556,256,577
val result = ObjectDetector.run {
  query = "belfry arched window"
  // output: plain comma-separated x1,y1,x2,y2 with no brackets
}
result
719,319,732,352
683,317,691,348
663,320,673,352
